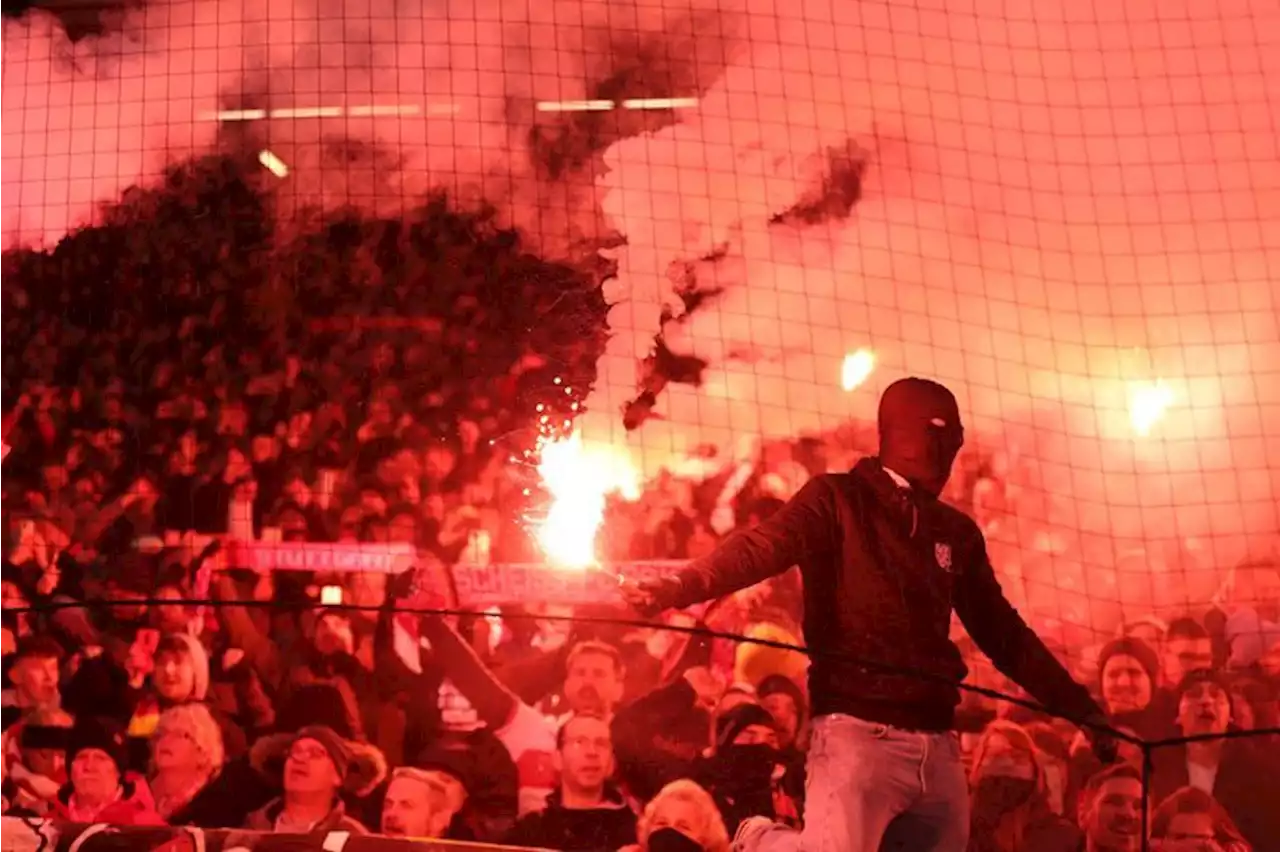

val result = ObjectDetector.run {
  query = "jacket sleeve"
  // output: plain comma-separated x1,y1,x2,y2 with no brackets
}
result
660,476,838,610
952,525,1101,724
611,678,703,802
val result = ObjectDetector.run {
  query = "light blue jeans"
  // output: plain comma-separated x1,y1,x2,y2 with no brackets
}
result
742,713,970,852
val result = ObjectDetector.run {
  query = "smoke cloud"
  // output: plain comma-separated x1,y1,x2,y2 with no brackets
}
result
580,0,1280,613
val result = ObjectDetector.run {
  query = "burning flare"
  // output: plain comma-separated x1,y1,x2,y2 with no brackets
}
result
1129,380,1175,437
536,432,640,569
841,348,876,392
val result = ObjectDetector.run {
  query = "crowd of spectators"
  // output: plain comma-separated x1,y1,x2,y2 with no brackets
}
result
3,157,1279,850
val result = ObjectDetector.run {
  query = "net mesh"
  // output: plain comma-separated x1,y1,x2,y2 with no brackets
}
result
2,0,1279,845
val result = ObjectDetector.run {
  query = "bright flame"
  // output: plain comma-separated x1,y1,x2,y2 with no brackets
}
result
536,432,640,570
841,348,876,391
1129,380,1175,436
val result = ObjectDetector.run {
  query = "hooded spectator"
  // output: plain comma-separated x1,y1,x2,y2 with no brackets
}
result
756,673,806,752
245,724,385,833
505,713,637,850
53,716,163,826
967,721,1081,852
694,701,800,836
409,728,520,842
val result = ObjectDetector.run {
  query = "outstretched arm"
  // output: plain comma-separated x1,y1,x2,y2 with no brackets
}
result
952,530,1102,725
632,476,838,613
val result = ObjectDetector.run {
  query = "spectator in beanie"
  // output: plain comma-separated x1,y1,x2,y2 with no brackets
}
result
380,767,456,840
623,779,730,852
505,714,637,851
2,636,62,720
1150,787,1253,852
1096,637,1162,736
694,702,800,836
966,721,1081,852
2,706,72,816
1150,669,1279,849
245,725,386,834
53,716,164,825
1076,764,1144,852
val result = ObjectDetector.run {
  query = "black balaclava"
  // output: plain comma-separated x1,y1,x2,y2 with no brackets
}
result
877,377,965,498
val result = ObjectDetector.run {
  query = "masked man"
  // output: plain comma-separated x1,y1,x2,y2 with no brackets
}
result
624,377,1115,852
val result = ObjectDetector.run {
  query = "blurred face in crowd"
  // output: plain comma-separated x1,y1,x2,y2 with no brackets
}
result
1162,812,1217,844
381,774,451,839
761,692,799,748
153,587,189,633
313,612,355,657
423,446,456,484
389,512,418,545
153,721,202,773
1101,654,1152,714
284,473,313,508
285,737,342,798
1177,681,1231,736
71,749,121,804
42,463,69,493
12,653,60,707
975,732,1035,781
647,796,704,846
24,747,65,783
153,648,196,703
1125,623,1164,653
731,723,779,748
564,648,624,716
1163,635,1212,688
559,715,614,796
251,434,278,464
1081,776,1143,852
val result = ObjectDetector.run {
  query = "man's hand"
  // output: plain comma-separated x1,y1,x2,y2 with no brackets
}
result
619,576,683,617
1081,712,1120,765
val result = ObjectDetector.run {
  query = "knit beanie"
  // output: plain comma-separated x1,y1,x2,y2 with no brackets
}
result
66,716,129,777
757,673,807,718
292,725,352,780
1096,637,1159,690
714,702,777,750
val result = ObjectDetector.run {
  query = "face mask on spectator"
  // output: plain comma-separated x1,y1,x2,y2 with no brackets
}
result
647,827,706,852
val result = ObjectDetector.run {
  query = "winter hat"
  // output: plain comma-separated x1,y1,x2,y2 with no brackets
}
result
757,674,807,718
276,681,364,741
66,716,128,776
250,724,387,798
1096,637,1159,690
155,633,210,701
714,702,777,750
1174,668,1234,711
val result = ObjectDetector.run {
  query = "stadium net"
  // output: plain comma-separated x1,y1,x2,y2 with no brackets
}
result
2,0,1278,847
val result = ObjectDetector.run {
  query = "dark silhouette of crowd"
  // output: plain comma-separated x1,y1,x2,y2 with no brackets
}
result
2,156,1279,851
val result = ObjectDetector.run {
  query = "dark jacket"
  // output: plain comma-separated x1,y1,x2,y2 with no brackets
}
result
1149,735,1280,852
655,458,1101,731
505,788,637,851
242,796,368,834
